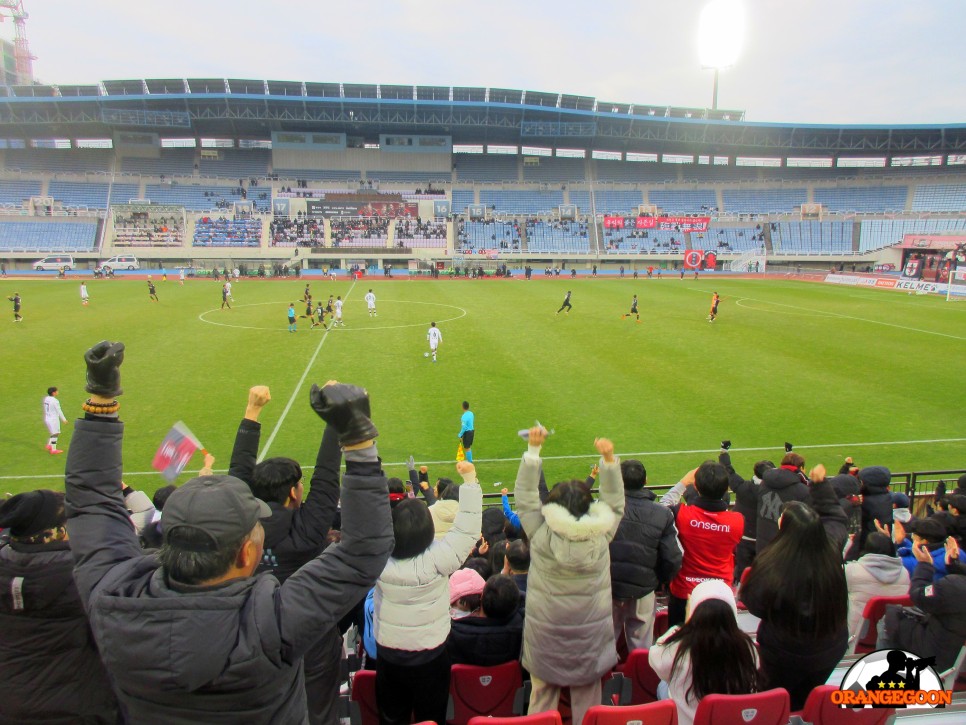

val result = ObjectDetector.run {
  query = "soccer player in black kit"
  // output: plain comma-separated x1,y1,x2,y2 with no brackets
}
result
556,290,573,315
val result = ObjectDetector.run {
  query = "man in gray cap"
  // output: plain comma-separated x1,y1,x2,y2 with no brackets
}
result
65,340,393,724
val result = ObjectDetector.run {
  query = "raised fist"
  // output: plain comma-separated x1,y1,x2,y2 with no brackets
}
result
84,341,125,397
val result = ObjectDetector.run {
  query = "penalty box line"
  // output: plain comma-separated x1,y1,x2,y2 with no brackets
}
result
4,435,964,482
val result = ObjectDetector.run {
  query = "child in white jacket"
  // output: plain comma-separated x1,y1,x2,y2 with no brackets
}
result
373,461,482,725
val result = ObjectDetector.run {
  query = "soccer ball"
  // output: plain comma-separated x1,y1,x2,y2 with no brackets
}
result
424,352,429,358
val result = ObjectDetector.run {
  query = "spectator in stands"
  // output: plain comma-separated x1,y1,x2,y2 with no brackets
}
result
225,384,347,725
502,539,530,596
373,461,482,725
844,532,909,651
858,465,894,549
449,567,485,618
720,442,772,581
610,458,682,650
0,490,118,723
64,343,393,723
649,580,759,725
878,536,966,673
429,478,461,539
756,449,810,553
740,500,849,710
947,494,966,542
660,462,744,626
885,517,966,580
515,428,623,725
448,574,524,667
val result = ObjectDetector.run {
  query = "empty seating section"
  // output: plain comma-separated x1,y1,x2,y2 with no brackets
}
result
275,169,361,181
368,170,448,183
526,220,590,253
602,227,681,253
0,179,42,206
451,190,476,211
569,190,644,215
394,219,447,248
648,189,717,214
773,222,852,253
108,184,143,205
0,221,98,251
722,188,807,213
683,164,761,182
198,150,271,178
192,217,262,247
858,218,966,252
522,158,585,182
813,186,907,212
694,227,765,252
144,184,243,210
4,150,112,173
911,184,966,211
594,161,677,183
49,181,110,208
454,155,518,182
458,220,520,251
479,191,564,214
120,151,196,177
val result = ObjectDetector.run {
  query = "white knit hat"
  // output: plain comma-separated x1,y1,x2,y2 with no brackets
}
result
687,579,738,621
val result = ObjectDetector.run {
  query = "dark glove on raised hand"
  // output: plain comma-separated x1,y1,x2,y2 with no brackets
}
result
784,441,794,453
309,383,377,446
721,440,732,451
84,341,125,396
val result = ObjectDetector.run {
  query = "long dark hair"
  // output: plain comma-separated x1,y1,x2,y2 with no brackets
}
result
741,501,848,638
665,599,759,701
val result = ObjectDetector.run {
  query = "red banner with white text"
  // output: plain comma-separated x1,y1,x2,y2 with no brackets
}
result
603,216,711,232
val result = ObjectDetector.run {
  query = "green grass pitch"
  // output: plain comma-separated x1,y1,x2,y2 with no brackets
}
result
2,275,964,499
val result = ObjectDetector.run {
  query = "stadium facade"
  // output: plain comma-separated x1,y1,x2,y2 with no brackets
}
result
0,79,963,279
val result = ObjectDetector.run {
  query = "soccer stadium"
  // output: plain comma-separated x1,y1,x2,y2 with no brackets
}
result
1,2,965,723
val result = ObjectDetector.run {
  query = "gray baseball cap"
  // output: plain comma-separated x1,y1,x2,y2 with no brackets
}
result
162,474,272,551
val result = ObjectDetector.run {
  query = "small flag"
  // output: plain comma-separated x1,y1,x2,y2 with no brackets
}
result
456,441,466,462
152,421,205,482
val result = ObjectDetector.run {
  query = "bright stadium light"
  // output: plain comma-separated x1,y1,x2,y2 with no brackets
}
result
698,0,745,110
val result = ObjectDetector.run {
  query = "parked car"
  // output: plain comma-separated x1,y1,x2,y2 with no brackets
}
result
101,255,139,272
34,255,74,271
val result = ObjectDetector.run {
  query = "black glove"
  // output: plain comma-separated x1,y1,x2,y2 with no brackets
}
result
84,341,125,396
309,383,377,446
784,442,794,453
721,440,732,451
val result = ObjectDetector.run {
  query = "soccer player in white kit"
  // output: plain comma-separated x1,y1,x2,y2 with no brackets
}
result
80,282,89,306
179,268,186,286
334,296,345,327
427,321,442,362
365,289,377,317
43,386,67,454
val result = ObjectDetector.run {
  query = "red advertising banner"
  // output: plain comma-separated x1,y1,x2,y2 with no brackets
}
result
683,249,705,269
603,216,711,232
703,251,717,269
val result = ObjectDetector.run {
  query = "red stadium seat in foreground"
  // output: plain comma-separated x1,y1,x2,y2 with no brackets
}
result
797,684,894,725
855,595,912,654
618,649,662,704
448,661,524,724
583,701,677,725
468,712,563,725
349,669,379,725
692,688,790,725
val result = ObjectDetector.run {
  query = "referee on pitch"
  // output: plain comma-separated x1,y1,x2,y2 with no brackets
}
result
458,401,475,462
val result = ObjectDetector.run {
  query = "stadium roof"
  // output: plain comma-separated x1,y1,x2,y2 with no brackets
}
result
1,80,964,157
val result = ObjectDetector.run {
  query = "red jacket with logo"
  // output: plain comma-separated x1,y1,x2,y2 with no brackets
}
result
670,502,744,599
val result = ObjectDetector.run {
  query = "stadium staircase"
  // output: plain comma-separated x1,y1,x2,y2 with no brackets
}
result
852,221,862,252
519,224,529,252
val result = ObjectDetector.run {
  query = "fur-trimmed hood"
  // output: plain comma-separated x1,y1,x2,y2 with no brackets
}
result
541,501,617,541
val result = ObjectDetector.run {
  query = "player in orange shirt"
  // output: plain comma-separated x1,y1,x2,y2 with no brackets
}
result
708,292,721,322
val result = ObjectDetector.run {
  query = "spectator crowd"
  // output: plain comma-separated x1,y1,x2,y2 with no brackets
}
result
1,347,964,725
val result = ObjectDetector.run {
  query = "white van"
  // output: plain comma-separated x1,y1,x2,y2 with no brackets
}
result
34,255,74,271
102,255,140,272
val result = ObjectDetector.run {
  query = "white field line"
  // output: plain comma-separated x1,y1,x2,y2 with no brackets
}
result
4,436,964,482
256,280,356,462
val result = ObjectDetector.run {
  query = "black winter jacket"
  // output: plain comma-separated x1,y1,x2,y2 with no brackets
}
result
65,416,393,725
721,452,760,540
860,478,893,540
228,417,342,584
609,489,682,600
892,560,966,672
447,609,525,666
756,466,810,553
0,540,117,724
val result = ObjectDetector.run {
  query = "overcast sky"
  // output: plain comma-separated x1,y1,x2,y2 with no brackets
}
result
13,0,966,126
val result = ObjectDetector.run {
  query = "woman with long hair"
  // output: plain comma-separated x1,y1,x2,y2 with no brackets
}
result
649,580,759,725
740,499,849,710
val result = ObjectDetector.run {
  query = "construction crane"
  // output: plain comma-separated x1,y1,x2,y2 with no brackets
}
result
0,0,33,85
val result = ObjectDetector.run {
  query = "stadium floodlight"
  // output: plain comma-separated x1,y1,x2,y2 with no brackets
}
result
698,0,745,110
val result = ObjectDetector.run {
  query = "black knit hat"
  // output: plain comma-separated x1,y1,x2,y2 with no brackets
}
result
0,490,65,537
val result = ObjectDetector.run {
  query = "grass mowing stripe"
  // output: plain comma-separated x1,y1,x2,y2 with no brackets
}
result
4,435,963,483
257,280,357,462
